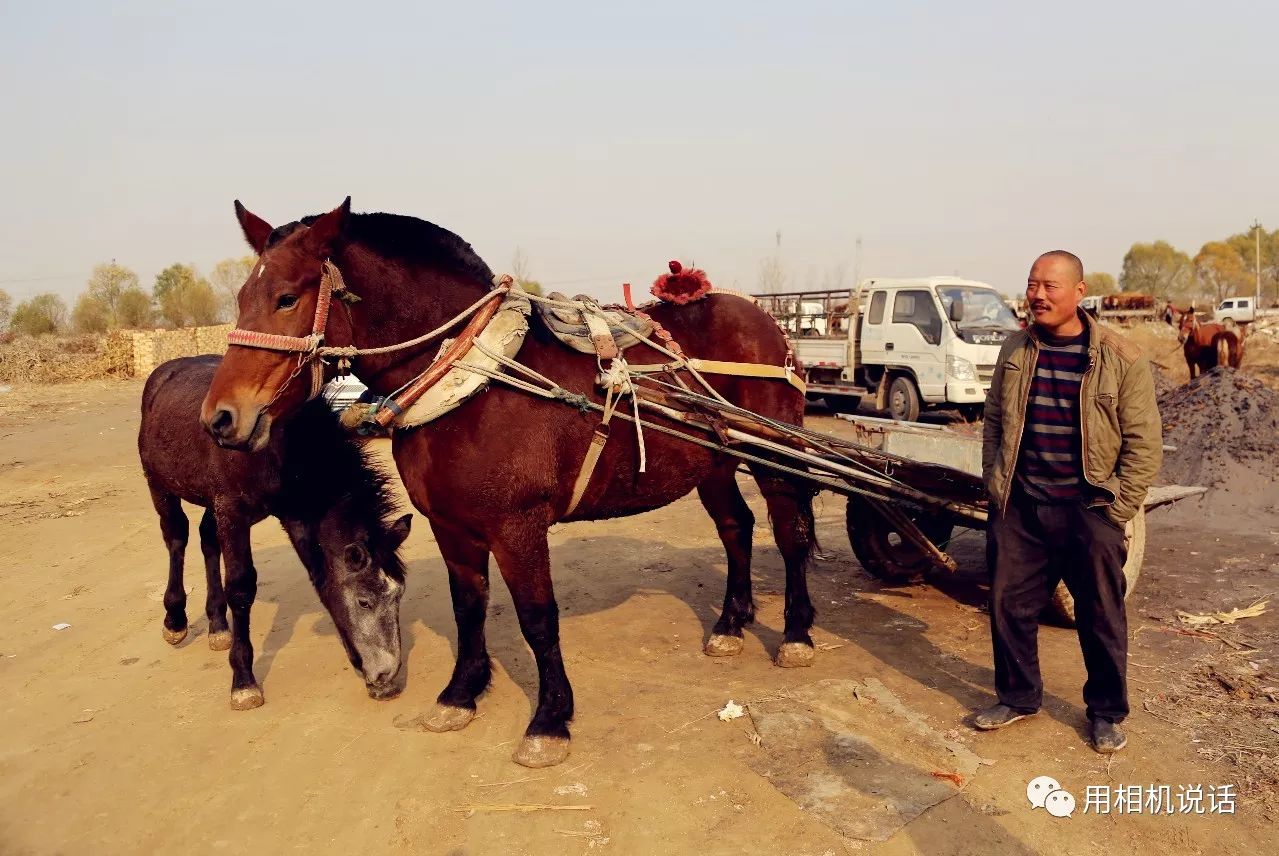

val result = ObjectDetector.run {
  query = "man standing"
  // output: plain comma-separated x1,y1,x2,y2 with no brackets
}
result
975,251,1162,753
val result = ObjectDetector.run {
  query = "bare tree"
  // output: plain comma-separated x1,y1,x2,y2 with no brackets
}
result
820,263,849,291
758,256,788,294
510,246,543,296
208,255,257,321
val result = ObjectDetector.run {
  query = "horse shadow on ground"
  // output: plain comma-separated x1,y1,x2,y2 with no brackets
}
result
390,525,1085,735
168,515,1085,737
159,538,374,692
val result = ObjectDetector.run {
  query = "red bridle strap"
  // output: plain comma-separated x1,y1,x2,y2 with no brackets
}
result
225,260,344,401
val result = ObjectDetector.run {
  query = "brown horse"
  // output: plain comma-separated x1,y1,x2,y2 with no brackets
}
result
141,356,412,709
1177,311,1242,378
200,199,818,767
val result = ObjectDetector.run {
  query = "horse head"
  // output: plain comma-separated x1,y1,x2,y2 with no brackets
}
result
201,198,352,449
1177,308,1199,344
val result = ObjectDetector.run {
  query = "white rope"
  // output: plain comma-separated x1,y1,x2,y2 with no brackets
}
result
318,285,511,361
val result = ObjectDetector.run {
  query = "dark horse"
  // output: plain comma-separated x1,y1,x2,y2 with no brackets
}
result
140,356,412,708
201,199,816,767
1177,311,1242,378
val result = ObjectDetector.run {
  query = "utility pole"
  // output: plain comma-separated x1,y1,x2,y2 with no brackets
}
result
1253,220,1263,307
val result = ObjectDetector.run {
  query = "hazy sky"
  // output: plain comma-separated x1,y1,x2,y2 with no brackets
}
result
1,1,1275,304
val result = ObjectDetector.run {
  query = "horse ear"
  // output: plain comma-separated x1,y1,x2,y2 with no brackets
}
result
388,513,412,548
235,200,273,254
306,196,352,254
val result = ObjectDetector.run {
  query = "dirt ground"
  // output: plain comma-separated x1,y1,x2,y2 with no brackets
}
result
1,380,1276,855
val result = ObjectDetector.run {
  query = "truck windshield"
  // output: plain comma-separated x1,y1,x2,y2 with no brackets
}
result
936,286,1021,332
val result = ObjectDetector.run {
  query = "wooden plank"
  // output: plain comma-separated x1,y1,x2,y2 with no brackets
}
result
1143,484,1207,511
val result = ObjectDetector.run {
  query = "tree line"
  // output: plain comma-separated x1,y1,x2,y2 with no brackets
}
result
1086,223,1277,306
0,257,257,338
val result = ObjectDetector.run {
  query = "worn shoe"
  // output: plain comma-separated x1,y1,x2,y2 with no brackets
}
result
972,703,1039,731
1090,719,1127,754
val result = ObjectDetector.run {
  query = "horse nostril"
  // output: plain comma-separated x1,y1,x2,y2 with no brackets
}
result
210,408,235,438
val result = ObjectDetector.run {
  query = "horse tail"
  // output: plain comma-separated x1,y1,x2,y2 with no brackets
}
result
1216,335,1229,368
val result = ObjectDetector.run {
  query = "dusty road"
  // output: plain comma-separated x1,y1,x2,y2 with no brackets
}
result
1,380,1275,855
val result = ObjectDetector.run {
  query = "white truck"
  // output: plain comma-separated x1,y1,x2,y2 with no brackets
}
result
1211,296,1279,328
754,277,1023,422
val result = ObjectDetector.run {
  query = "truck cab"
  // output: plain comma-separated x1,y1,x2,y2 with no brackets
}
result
755,277,1019,421
859,278,1017,419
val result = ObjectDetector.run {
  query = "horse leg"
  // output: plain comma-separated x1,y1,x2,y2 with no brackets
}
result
489,518,573,768
199,509,231,651
216,507,263,710
149,485,189,645
698,463,757,657
749,468,818,668
422,520,493,733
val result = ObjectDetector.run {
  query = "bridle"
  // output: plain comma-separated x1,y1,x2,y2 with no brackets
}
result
225,259,352,402
225,258,511,411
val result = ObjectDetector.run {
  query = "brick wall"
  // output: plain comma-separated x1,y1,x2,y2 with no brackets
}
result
124,324,233,377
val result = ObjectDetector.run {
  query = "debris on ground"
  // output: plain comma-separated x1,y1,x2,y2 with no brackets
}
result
717,700,745,722
1144,656,1279,811
1178,599,1269,627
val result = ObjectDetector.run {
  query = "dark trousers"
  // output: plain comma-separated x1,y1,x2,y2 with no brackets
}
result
989,489,1130,723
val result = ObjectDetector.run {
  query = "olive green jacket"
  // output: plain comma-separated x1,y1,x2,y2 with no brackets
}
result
981,311,1162,525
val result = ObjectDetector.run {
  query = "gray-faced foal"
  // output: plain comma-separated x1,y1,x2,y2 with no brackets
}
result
138,356,412,708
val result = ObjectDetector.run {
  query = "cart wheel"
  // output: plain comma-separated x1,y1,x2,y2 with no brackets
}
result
1048,507,1145,626
846,495,954,583
888,375,921,422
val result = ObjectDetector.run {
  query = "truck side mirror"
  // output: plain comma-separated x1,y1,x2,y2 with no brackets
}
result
948,300,964,323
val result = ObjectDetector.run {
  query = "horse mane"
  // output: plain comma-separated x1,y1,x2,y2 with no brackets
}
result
279,398,406,581
269,211,495,287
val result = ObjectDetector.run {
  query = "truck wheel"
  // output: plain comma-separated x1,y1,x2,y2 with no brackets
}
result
824,395,862,414
888,375,921,422
846,495,954,583
1047,507,1145,626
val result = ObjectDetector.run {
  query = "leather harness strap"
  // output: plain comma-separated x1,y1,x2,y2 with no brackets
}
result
626,358,807,394
566,382,623,516
372,293,505,428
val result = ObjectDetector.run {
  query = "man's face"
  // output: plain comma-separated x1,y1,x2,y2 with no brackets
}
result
1026,257,1085,330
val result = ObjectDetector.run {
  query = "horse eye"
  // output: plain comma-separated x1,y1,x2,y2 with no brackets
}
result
277,294,299,310
357,597,373,610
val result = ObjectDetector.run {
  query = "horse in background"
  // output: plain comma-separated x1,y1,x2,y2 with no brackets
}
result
1177,309,1243,378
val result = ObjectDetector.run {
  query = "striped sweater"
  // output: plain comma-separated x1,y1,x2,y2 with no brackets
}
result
1016,330,1090,502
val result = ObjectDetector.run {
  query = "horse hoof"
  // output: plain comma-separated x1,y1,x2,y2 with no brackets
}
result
774,642,815,668
422,703,476,733
161,626,188,646
704,634,744,657
513,735,571,769
208,631,232,651
230,686,265,710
